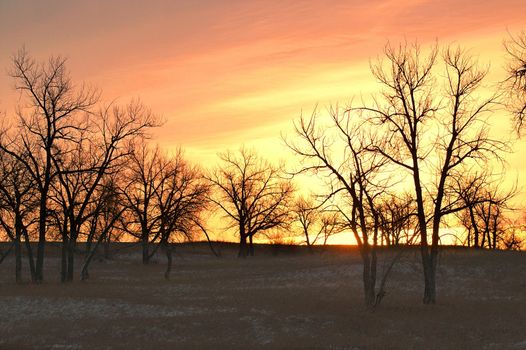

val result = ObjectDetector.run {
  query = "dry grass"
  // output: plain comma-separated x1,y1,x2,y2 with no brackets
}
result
0,243,524,349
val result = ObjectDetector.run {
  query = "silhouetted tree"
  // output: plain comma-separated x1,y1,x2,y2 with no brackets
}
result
120,143,209,270
208,148,293,257
376,193,415,246
0,49,99,282
454,174,488,248
288,107,392,308
292,195,343,251
48,100,156,282
357,43,508,304
454,173,516,249
155,150,211,279
81,177,126,280
82,174,125,261
0,151,38,282
500,216,525,251
120,142,165,264
504,30,526,132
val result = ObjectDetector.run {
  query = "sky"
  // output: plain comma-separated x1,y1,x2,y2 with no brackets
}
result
1,0,526,242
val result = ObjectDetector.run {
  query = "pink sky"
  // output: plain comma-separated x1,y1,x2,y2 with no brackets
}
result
1,1,525,148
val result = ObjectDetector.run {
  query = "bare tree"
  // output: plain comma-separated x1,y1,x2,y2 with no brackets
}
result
207,148,293,257
454,173,516,249
500,216,525,251
358,43,508,304
472,188,515,250
292,195,343,251
0,49,99,282
287,107,393,308
376,193,415,246
0,49,158,282
81,177,126,281
454,174,489,248
120,142,165,264
504,30,526,131
82,174,125,261
120,142,210,270
0,151,38,282
154,150,211,279
48,100,156,282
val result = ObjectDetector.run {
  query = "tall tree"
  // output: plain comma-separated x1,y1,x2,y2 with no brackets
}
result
49,100,156,281
0,49,99,282
358,43,508,304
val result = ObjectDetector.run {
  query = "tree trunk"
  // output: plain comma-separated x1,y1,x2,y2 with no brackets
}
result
362,252,376,308
104,236,111,259
81,211,123,281
22,228,36,282
468,206,479,248
164,243,173,280
142,233,149,264
61,234,68,283
86,237,92,256
304,229,314,254
66,239,76,282
412,160,436,305
492,217,498,250
14,234,22,284
421,250,436,304
248,235,254,256
35,203,47,283
0,242,14,265
238,235,247,258
81,231,104,281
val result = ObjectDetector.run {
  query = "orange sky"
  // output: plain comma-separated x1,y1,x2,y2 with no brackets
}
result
1,0,526,242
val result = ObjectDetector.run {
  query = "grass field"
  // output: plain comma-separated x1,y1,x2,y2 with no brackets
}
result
0,243,525,349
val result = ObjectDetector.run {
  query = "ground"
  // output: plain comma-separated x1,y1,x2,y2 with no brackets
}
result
0,243,525,349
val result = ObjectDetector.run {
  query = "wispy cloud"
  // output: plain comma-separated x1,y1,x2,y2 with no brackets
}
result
0,0,525,155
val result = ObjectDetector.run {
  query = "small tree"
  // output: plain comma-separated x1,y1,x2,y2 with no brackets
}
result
292,195,343,251
376,193,415,246
500,216,525,251
454,173,516,249
208,148,293,257
120,143,210,271
154,150,210,279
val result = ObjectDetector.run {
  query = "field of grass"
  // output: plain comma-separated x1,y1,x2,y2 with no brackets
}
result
0,243,525,349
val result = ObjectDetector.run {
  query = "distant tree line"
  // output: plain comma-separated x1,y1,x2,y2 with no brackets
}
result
1,33,525,308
